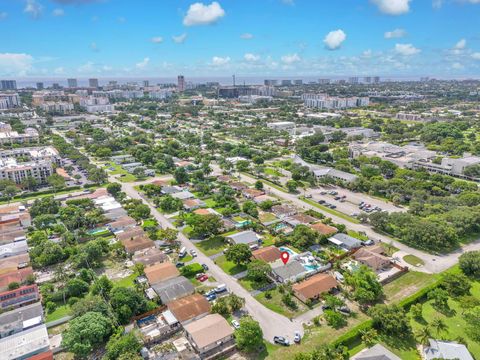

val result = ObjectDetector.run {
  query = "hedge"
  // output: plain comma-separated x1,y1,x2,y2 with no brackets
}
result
0,186,82,202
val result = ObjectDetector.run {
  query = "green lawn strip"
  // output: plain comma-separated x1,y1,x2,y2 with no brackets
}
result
113,271,139,288
46,304,71,323
238,277,270,292
264,167,283,177
300,197,360,224
379,242,400,256
383,271,438,303
0,187,90,205
347,230,369,241
195,237,226,256
180,254,194,263
403,254,425,267
261,234,277,247
242,172,288,192
214,255,247,275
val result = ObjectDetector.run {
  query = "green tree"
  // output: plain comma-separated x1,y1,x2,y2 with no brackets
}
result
47,174,66,194
286,180,298,193
104,332,142,360
368,304,412,338
66,278,90,297
187,214,222,238
323,309,346,329
3,185,18,202
441,272,471,297
242,200,259,218
109,287,147,324
225,244,252,266
106,182,122,197
235,316,263,352
410,303,423,320
246,260,270,282
360,328,378,348
431,318,448,337
346,266,383,304
91,275,113,297
88,167,107,184
61,311,113,358
174,167,189,184
459,251,480,278
415,326,431,345
255,180,264,190
428,288,450,311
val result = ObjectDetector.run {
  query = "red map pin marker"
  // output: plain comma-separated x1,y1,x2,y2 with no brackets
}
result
280,251,290,265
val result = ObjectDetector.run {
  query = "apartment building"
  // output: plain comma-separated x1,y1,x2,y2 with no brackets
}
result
0,123,39,144
0,93,20,110
302,93,370,109
80,96,114,113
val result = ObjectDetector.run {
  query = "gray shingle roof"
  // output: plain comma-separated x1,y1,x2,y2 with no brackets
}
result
151,276,195,304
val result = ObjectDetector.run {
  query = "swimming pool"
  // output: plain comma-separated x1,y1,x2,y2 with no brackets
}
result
279,246,298,256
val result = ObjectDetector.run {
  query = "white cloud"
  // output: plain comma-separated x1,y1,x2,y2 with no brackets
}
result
172,33,187,43
0,53,34,76
472,52,480,60
454,38,466,50
281,53,301,64
371,0,411,15
151,36,163,44
90,42,99,52
240,33,253,39
136,57,150,69
362,49,373,58
54,67,65,74
211,56,230,66
452,62,464,69
52,8,64,16
323,29,346,50
395,43,420,56
244,53,260,62
0,12,8,20
384,28,406,39
183,1,225,26
24,0,43,19
432,0,443,9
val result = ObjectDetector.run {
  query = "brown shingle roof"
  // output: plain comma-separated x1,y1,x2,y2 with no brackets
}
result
167,293,211,322
132,247,167,266
145,262,180,285
116,227,146,241
121,235,154,254
252,246,281,263
292,273,338,300
310,222,338,236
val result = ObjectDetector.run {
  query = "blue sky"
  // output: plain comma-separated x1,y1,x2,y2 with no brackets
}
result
1,0,480,78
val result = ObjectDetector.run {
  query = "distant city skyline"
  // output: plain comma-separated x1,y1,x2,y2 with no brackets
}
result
1,0,480,78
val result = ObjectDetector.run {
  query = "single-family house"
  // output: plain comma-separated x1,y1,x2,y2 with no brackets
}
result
424,339,474,360
116,227,145,242
242,188,265,199
145,262,180,285
252,246,281,263
310,222,338,236
184,314,235,358
226,230,260,246
253,194,276,204
151,276,195,304
193,208,221,217
132,247,167,266
229,181,247,191
167,293,211,324
182,198,205,211
352,344,401,360
353,247,391,271
171,191,195,200
271,204,297,218
292,273,338,303
107,216,137,233
121,235,154,254
284,213,317,226
161,186,183,195
271,260,306,283
328,233,362,250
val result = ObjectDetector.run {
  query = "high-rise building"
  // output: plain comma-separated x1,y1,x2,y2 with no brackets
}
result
67,78,78,88
177,75,185,92
281,80,292,86
318,79,330,85
89,78,99,88
364,77,372,84
294,80,303,85
373,76,380,84
143,80,149,88
0,80,17,90
264,79,278,86
52,83,61,90
36,82,44,90
348,77,359,84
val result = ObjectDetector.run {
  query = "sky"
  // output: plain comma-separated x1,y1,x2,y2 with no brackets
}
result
1,0,480,79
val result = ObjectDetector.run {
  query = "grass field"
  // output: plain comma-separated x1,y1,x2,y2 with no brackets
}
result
113,271,138,288
383,271,438,303
214,255,247,275
254,287,307,318
403,254,425,267
46,304,71,323
196,237,226,256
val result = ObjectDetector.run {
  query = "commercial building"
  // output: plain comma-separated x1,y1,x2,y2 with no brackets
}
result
36,82,44,90
0,324,50,360
0,157,54,185
0,80,17,91
67,78,78,88
302,93,369,109
88,78,99,88
0,302,44,339
0,94,20,110
266,121,295,132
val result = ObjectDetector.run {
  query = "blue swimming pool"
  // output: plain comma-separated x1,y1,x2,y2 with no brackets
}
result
279,246,298,256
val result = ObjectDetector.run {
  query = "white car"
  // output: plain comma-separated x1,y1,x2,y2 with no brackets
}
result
190,249,197,257
231,320,240,329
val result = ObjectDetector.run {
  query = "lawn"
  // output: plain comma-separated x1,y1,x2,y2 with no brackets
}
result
379,242,400,256
409,281,480,359
383,271,438,303
46,304,71,323
238,277,271,292
261,234,277,247
264,167,283,177
215,255,247,275
403,254,425,267
254,287,308,318
113,271,138,288
300,197,360,224
259,212,279,224
347,230,369,241
196,237,226,256
142,219,158,228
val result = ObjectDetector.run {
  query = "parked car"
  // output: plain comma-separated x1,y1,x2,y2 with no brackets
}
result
274,336,290,346
231,320,240,329
320,191,327,195
201,263,209,271
163,248,173,254
294,331,301,344
329,204,337,209
362,239,375,246
338,306,351,315
305,194,312,199
318,199,326,204
215,284,227,293
321,304,331,310
195,273,206,280
205,289,216,297
198,274,208,282
190,249,197,257
175,262,184,268
206,293,216,301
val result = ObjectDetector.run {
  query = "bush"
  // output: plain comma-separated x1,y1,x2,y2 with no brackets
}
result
180,263,204,278
264,291,272,299
324,309,346,329
282,293,297,310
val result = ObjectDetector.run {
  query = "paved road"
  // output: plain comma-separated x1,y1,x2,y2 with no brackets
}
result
236,171,480,274
120,181,304,344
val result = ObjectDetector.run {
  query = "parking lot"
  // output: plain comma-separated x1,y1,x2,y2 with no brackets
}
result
305,185,406,217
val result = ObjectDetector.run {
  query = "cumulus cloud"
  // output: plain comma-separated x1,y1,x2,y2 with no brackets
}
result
362,49,373,58
244,53,260,62
136,57,150,69
240,33,253,39
183,2,225,26
24,0,43,19
454,38,466,50
172,33,187,43
384,28,406,39
0,53,34,76
52,8,65,16
371,0,411,15
281,53,301,64
395,43,420,56
323,29,346,50
151,36,163,44
452,62,464,69
472,52,480,60
211,56,230,66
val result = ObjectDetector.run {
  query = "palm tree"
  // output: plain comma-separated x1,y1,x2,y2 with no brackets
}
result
431,318,448,338
416,325,431,346
360,328,378,348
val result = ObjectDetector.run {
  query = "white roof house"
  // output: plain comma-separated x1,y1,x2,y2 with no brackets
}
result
424,339,474,360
